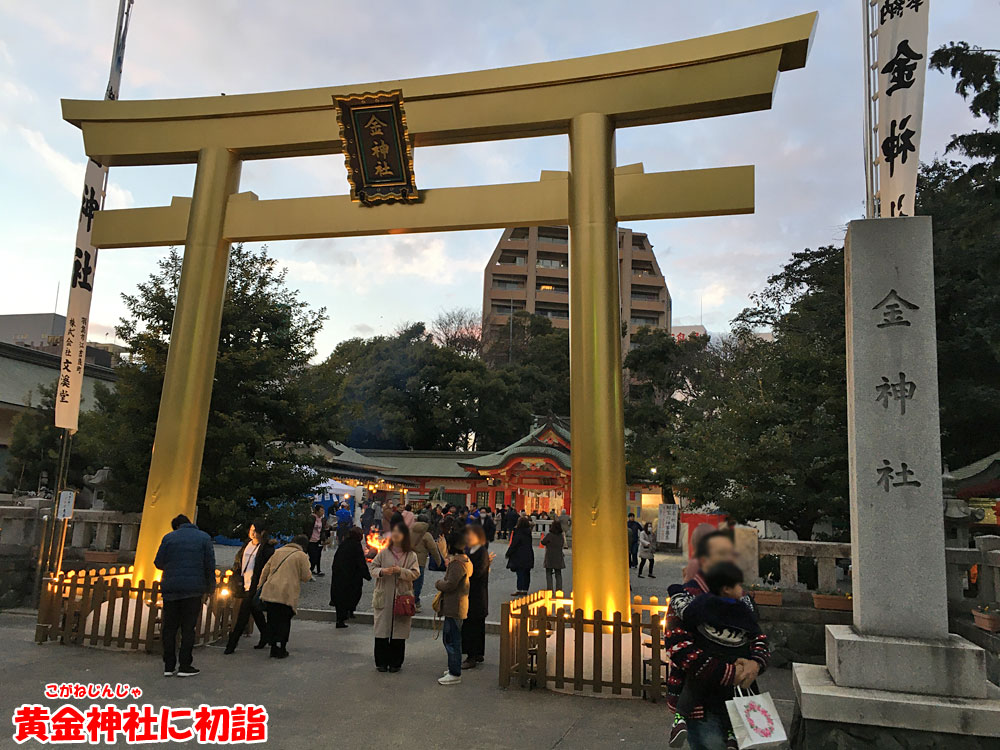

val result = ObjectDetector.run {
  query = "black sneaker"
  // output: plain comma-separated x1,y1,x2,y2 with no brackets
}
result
668,714,687,748
176,667,200,678
725,730,738,750
376,666,389,673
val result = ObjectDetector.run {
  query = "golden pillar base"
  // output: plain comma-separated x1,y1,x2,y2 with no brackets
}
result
131,147,241,584
568,112,630,617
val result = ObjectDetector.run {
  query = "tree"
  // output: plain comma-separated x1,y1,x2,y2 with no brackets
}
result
429,307,482,356
930,43,1000,182
78,244,328,536
5,383,91,494
623,328,710,490
672,247,849,540
323,323,531,451
482,312,571,419
922,42,1000,468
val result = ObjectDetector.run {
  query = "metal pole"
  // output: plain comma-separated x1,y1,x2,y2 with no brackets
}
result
568,112,629,618
862,0,879,219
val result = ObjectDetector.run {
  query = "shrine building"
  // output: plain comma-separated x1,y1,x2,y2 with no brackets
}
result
310,417,661,515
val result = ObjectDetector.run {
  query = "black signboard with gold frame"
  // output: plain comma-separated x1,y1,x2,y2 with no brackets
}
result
333,90,419,206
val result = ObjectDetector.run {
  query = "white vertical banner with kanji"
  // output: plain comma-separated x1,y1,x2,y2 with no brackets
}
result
875,0,930,218
54,1,132,432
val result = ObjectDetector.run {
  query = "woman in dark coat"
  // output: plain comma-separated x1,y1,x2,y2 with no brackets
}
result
329,527,371,628
505,516,534,595
462,524,491,668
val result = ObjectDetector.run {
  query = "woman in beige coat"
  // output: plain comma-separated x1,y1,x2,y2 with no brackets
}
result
369,522,420,672
258,534,312,659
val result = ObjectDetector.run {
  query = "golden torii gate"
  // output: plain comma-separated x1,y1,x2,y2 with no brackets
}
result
64,13,816,617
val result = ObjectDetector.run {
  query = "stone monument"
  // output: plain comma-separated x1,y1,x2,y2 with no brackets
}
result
792,218,1000,747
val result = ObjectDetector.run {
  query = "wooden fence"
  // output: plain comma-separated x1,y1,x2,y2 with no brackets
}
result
499,590,671,700
35,567,241,652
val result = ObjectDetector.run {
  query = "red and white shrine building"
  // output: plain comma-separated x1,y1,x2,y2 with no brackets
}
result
312,418,660,515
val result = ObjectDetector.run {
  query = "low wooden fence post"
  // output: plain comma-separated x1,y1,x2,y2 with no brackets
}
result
536,605,548,690
499,602,511,688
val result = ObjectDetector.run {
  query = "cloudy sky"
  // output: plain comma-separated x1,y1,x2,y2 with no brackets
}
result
0,1,995,358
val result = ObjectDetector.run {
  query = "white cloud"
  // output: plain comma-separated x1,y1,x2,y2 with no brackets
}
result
17,126,134,209
699,283,728,309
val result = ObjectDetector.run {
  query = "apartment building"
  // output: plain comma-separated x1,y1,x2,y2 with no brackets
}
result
482,225,671,351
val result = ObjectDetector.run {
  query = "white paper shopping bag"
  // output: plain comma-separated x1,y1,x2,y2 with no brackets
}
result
725,687,787,748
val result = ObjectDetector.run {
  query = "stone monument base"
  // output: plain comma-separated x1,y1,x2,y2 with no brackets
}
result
826,624,988,698
791,664,1000,748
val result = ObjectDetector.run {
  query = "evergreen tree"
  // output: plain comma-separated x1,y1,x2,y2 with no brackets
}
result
78,244,328,536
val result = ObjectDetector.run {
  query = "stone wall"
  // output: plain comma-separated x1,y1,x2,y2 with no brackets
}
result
789,712,1000,750
0,550,34,609
758,599,852,668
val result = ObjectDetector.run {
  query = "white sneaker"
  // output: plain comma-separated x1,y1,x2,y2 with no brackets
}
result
438,673,461,685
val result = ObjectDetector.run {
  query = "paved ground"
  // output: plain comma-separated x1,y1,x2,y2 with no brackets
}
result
0,546,795,748
215,542,690,618
0,608,795,749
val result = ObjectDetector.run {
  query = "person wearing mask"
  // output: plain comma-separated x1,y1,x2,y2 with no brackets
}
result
257,535,312,659
627,512,643,568
505,516,535,596
638,522,656,578
410,514,444,612
154,514,216,677
401,503,416,528
541,519,566,592
224,519,274,654
329,526,371,628
369,522,420,672
434,529,472,685
307,505,329,577
462,523,490,669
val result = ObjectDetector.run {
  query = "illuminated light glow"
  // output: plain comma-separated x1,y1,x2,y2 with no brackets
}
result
365,530,389,553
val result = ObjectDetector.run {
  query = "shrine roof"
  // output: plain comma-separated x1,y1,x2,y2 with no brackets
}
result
951,450,1000,497
356,450,487,479
458,419,572,472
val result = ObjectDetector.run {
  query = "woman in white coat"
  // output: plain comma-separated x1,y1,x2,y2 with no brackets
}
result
637,522,656,579
369,522,421,672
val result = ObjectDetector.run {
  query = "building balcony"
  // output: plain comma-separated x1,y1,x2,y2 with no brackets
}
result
629,297,666,312
488,288,527,300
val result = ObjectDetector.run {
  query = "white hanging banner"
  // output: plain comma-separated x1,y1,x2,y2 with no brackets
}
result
875,0,930,218
54,1,133,432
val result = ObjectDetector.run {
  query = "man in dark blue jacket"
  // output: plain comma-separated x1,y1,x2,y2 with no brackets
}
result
154,514,216,677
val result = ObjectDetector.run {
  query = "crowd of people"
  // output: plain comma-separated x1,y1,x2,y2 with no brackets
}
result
151,501,757,749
